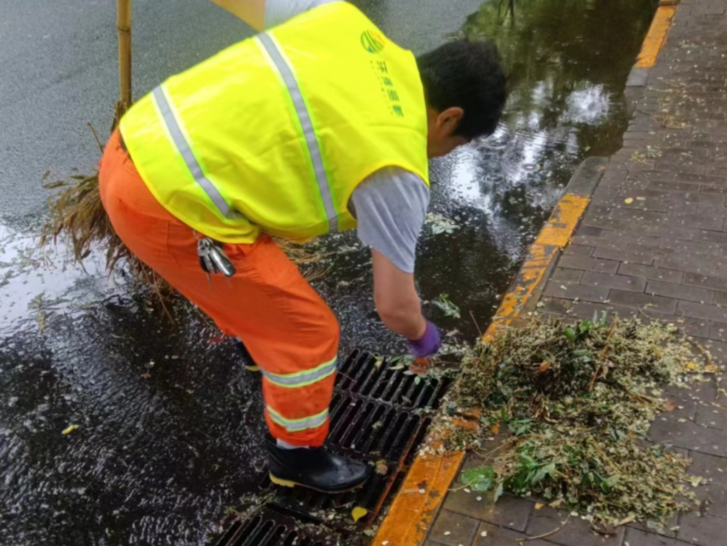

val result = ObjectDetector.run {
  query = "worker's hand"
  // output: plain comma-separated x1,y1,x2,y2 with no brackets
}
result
408,320,441,358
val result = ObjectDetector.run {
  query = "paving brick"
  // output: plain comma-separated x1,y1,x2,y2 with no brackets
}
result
581,271,647,292
601,233,662,248
701,340,727,362
566,301,635,322
443,491,534,532
677,511,727,545
695,401,727,431
671,192,726,209
678,300,727,323
693,230,727,245
608,290,677,313
646,280,714,303
622,527,684,546
661,384,701,422
625,517,679,541
655,253,724,277
579,225,604,237
687,451,727,519
683,272,727,293
525,506,624,546
538,297,572,315
472,522,551,546
642,311,711,338
650,179,703,192
543,280,609,302
593,245,655,265
712,291,727,307
618,263,684,283
428,510,479,546
571,235,625,250
706,321,727,341
563,244,594,257
557,255,620,274
648,418,727,457
551,268,583,283
678,173,727,186
668,212,725,231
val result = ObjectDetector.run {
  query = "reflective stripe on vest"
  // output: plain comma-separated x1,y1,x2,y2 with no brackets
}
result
261,357,337,389
152,85,240,220
267,406,329,432
256,32,338,233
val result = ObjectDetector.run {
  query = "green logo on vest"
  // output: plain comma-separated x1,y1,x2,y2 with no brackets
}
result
361,30,385,54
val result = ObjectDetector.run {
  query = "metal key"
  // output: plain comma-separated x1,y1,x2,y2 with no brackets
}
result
197,238,217,274
208,244,236,278
197,236,236,278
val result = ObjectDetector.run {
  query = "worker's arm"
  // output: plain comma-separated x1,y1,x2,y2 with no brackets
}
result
207,0,338,31
350,168,440,356
372,249,427,339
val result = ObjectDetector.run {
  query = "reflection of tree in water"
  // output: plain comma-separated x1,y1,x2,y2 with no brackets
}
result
453,0,657,233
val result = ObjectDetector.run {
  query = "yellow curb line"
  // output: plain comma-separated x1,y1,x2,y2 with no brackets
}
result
374,4,679,542
636,5,677,68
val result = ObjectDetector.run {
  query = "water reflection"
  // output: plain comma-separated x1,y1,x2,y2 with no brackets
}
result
416,0,657,336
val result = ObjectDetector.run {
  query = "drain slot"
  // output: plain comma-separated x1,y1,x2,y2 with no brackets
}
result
215,351,452,546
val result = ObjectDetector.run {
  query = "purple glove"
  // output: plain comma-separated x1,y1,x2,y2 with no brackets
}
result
408,321,442,358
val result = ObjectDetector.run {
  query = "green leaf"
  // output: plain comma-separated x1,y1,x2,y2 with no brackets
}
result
563,328,576,341
432,293,462,319
461,465,496,492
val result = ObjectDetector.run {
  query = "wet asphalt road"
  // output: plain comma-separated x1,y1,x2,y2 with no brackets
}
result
1,0,249,219
0,0,483,220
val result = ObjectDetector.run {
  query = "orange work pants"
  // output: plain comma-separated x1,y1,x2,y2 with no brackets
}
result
98,129,338,446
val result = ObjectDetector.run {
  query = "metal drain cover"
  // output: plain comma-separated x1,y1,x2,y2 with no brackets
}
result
215,351,451,546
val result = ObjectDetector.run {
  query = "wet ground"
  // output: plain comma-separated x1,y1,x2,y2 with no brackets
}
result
0,0,657,544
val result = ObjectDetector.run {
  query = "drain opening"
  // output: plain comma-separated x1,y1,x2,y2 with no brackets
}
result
216,351,452,545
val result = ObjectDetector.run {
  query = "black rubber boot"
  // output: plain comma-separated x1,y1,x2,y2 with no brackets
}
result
234,340,260,372
266,437,370,493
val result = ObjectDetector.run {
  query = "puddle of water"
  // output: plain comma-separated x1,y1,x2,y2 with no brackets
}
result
0,0,657,543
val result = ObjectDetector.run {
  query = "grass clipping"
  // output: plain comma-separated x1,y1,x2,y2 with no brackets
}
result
446,316,719,528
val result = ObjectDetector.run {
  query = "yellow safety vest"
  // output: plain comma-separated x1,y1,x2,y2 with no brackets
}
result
120,2,429,244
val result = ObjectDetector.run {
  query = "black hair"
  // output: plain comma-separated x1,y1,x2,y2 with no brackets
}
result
417,40,507,140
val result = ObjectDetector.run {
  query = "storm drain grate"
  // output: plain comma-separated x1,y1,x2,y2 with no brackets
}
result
215,351,451,546
214,508,337,546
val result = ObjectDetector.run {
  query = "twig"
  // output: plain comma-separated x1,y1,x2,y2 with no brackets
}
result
87,123,104,154
474,436,518,461
687,338,715,367
517,515,570,542
590,318,618,391
591,440,623,475
470,310,483,337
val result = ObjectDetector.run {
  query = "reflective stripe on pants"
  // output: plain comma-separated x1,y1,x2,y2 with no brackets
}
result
99,129,339,446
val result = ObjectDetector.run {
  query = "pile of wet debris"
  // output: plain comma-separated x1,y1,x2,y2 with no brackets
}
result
437,315,723,530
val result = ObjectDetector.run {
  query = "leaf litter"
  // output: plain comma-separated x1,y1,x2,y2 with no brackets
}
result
436,314,722,530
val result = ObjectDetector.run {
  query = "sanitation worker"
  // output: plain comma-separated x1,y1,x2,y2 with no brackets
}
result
98,0,506,493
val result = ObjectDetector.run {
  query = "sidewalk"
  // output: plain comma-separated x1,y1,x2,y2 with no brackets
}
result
421,0,727,544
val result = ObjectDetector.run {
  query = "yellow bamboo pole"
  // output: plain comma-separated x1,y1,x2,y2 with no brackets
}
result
113,0,132,128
